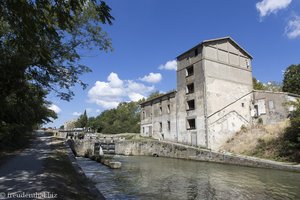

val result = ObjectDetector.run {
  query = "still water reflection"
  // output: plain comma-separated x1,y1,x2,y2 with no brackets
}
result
76,156,300,200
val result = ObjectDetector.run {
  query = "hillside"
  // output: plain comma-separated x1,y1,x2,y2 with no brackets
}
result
220,120,299,163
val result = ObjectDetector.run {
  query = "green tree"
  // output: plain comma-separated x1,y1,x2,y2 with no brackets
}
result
283,64,300,95
75,110,88,128
92,102,140,134
0,0,114,101
253,77,266,90
0,0,114,149
0,83,56,150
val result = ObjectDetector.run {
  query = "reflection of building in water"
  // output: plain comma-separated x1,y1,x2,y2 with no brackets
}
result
140,37,299,150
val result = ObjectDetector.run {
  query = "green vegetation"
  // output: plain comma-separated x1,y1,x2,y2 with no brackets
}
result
0,1,114,151
73,91,177,134
283,64,300,95
253,77,266,90
249,100,300,162
87,101,141,134
253,77,282,92
75,110,88,128
0,84,56,151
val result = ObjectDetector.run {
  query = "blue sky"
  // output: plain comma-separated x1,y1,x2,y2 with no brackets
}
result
46,0,300,128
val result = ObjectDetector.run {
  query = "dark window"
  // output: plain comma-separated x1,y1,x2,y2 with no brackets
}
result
195,48,198,56
168,121,171,131
241,103,244,107
159,122,162,132
142,111,146,119
186,65,194,77
187,119,196,130
159,106,162,115
167,104,170,113
187,99,195,110
186,83,194,94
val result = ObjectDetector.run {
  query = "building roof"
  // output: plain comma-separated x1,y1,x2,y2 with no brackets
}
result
140,90,176,106
176,36,253,59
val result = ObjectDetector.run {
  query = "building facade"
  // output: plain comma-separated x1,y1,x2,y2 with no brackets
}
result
140,37,298,150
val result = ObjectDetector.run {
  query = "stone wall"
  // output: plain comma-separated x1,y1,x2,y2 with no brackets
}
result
68,139,95,157
68,138,299,172
115,140,300,172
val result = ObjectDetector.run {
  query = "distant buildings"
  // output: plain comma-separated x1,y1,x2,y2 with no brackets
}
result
140,37,299,151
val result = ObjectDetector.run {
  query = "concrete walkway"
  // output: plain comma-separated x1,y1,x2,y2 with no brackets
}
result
0,133,54,199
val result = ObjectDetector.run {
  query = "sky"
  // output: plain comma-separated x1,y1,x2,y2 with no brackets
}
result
46,0,300,128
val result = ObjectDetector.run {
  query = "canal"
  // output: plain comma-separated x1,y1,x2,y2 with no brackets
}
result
76,156,300,200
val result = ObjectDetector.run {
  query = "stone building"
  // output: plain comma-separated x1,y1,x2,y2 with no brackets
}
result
140,37,299,150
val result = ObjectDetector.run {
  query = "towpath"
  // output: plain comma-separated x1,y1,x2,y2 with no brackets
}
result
0,132,103,200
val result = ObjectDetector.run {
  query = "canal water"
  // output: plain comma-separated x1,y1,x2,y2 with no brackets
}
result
76,156,300,200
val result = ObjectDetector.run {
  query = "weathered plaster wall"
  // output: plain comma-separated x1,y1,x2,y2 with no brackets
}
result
252,91,298,124
140,92,177,141
203,40,253,150
176,47,206,147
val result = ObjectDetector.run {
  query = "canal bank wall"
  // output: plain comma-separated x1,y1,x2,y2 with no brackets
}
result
115,140,300,172
69,139,300,172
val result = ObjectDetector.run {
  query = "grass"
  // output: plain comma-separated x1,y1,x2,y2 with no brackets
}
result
221,120,299,163
44,137,104,200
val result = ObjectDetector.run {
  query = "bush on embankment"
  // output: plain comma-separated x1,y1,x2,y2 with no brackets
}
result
251,102,300,162
221,100,300,163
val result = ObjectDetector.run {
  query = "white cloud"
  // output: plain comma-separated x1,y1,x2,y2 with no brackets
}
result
159,60,177,71
107,72,123,87
256,0,292,18
72,112,82,116
88,72,155,109
139,72,162,83
48,104,61,114
285,15,300,39
128,92,145,101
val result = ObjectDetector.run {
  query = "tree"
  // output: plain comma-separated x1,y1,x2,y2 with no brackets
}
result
0,0,114,149
253,77,266,90
283,64,300,95
75,110,88,128
0,0,114,101
0,83,56,150
91,102,140,134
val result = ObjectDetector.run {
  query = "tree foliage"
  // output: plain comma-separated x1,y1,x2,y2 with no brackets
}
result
253,77,266,90
253,78,282,92
0,0,114,150
0,0,114,101
0,83,56,150
283,64,300,95
75,110,88,128
88,102,140,134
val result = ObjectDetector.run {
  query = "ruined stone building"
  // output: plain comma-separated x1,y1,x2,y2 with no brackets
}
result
140,37,299,150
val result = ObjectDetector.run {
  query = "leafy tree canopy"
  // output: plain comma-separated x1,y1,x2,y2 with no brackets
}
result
283,64,300,95
253,77,266,90
253,77,282,92
0,0,114,101
0,0,114,149
88,102,140,134
75,110,88,128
